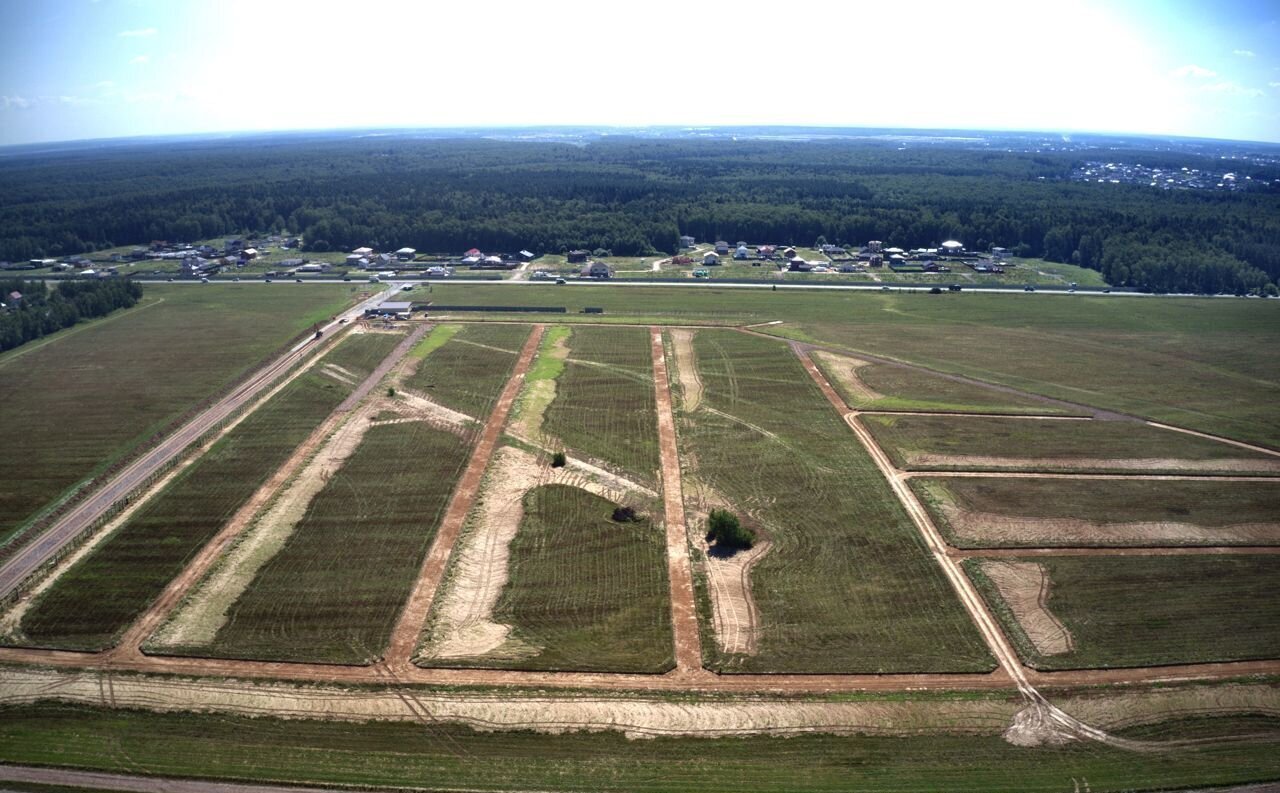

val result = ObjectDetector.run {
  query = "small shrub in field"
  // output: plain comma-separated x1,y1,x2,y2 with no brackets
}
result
611,505,639,523
551,451,567,468
706,509,755,549
387,387,396,397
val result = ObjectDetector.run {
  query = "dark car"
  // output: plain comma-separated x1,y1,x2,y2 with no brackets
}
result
1024,285,1035,292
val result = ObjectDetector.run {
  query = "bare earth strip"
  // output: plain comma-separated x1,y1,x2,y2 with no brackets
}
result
938,502,1280,546
386,325,546,668
389,389,476,432
907,453,1280,474
810,349,883,405
111,325,430,660
669,328,704,411
702,537,770,656
422,445,653,661
979,560,1074,656
651,327,703,674
150,403,381,648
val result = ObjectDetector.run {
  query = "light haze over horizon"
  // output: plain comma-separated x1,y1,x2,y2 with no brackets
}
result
2,0,1279,147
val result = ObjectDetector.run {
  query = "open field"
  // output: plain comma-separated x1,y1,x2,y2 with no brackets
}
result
4,332,399,651
966,555,1280,670
461,483,672,672
542,325,660,483
913,477,1280,547
863,414,1280,474
677,330,994,673
404,323,530,418
811,350,1078,414
408,285,1280,449
0,284,356,548
160,420,472,665
3,703,1279,793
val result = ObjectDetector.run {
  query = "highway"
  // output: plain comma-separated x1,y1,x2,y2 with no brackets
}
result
0,286,395,600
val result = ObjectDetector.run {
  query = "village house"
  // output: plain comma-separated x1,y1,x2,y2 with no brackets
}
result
352,246,374,257
714,240,730,254
702,251,721,266
567,250,590,264
734,245,751,260
582,261,612,279
395,247,417,262
679,235,696,248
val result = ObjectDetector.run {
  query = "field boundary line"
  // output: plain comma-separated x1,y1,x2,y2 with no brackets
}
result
651,327,703,674
1145,420,1280,458
384,324,546,669
858,410,1092,421
108,324,428,660
949,546,1280,558
908,471,1280,482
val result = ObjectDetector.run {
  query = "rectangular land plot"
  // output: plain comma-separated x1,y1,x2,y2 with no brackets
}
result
180,420,473,664
913,477,1280,548
7,332,399,651
863,414,1280,475
965,555,1280,669
811,350,1080,415
0,284,355,548
404,324,530,419
542,326,660,483
678,330,994,673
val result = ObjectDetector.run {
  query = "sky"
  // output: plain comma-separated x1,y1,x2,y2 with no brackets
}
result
1,0,1279,146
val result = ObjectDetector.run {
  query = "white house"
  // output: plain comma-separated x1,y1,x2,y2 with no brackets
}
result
395,247,417,261
702,251,721,265
352,247,374,257
679,235,696,248
940,240,964,253
734,245,750,260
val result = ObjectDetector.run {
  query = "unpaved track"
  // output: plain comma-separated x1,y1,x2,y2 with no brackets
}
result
652,328,704,674
109,325,430,660
951,546,1280,558
980,560,1074,656
384,325,545,668
0,293,393,602
911,470,1280,482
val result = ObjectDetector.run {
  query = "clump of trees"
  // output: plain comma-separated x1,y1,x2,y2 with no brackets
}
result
706,509,755,550
550,450,567,468
0,278,143,352
611,505,640,523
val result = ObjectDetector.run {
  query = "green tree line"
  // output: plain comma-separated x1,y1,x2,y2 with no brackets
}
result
0,278,144,352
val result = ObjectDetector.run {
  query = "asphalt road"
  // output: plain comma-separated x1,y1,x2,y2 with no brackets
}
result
0,287,394,600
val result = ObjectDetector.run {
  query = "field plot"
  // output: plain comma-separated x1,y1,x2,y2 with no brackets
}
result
965,555,1280,669
864,414,1280,474
540,326,660,483
810,350,1079,415
676,330,994,673
3,331,398,651
404,323,530,418
158,420,472,664
913,477,1280,547
0,284,355,548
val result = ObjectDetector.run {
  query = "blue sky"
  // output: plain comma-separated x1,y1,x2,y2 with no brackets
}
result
1,0,1278,146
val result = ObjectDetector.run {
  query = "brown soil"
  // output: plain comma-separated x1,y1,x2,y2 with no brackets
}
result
810,350,881,406
669,328,704,411
979,561,1074,656
906,453,1280,474
651,327,703,674
701,532,770,656
383,325,546,668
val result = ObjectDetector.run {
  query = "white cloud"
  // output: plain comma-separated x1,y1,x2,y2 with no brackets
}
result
2,95,33,110
1171,64,1217,79
118,27,158,38
1201,81,1265,98
1270,82,1280,89
130,54,150,65
1232,49,1256,58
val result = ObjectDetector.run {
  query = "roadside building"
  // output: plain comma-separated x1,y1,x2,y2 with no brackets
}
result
679,235,696,248
702,251,721,266
345,254,367,268
365,301,413,320
582,261,612,279
352,246,374,257
714,240,730,254
567,250,590,264
395,247,417,261
940,240,964,254
734,245,750,260
788,256,810,272
519,249,536,261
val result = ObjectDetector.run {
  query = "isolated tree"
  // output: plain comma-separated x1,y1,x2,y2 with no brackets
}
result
706,509,755,550
551,450,567,468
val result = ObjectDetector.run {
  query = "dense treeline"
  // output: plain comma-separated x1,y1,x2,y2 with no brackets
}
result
1,134,1278,294
0,278,143,352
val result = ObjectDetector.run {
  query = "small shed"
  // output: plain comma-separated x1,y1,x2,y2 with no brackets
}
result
714,240,730,254
702,251,721,265
352,247,374,256
679,235,696,248
395,247,417,261
734,245,750,260
567,250,590,264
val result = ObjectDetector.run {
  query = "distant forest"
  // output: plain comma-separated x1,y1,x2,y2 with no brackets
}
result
0,278,143,352
1,134,1278,294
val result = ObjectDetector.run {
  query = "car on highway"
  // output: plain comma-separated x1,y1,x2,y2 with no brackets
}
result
555,278,567,285
1024,285,1035,292
295,278,303,283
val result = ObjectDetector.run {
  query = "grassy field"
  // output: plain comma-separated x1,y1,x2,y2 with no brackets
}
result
966,555,1280,669
9,332,399,651
812,353,1078,414
475,484,672,672
679,330,993,673
913,477,1280,547
405,323,529,418
179,420,473,664
542,326,660,483
2,703,1278,793
863,414,1280,474
411,285,1280,450
0,284,357,548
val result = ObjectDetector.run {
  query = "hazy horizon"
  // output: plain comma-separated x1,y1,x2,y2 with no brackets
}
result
2,0,1279,147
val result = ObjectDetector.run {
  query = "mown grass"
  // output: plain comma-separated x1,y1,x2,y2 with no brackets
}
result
0,284,356,548
3,703,1279,793
681,330,994,673
418,284,1280,449
913,477,1280,547
404,323,529,418
813,354,1079,414
11,332,399,651
543,326,659,484
965,555,1280,670
477,484,672,672
863,414,1279,474
185,420,472,664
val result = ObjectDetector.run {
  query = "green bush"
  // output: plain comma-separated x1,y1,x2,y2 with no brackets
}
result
551,451,567,468
706,508,755,550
